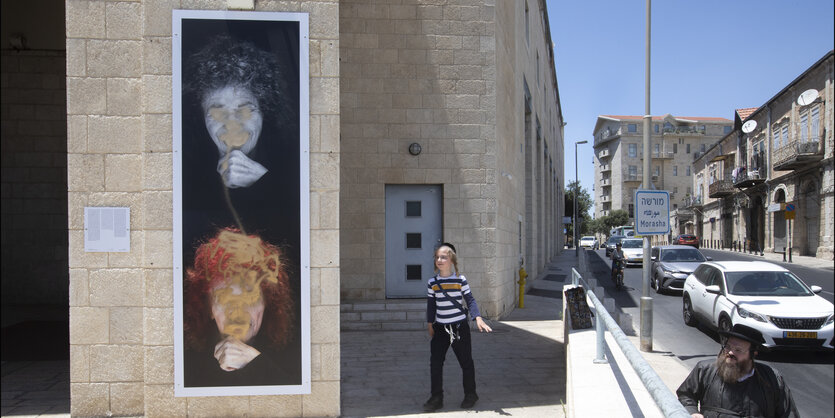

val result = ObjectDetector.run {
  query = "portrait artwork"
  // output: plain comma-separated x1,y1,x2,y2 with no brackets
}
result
172,10,310,396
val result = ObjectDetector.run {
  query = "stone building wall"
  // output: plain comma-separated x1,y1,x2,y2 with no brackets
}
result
65,0,341,416
1,50,69,306
338,0,563,317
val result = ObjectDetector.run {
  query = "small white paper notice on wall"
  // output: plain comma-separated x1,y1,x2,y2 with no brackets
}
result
85,207,130,252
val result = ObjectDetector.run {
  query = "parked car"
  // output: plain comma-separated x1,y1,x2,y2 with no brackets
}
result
650,245,711,294
682,261,834,350
673,234,699,248
579,236,598,249
605,235,625,257
620,238,644,266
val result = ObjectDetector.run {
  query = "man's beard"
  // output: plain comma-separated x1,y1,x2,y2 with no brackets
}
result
715,350,754,383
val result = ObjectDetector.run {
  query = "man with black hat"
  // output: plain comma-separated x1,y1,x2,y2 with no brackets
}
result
676,324,799,417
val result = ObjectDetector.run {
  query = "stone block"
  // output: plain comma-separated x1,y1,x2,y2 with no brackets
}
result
310,153,340,190
70,306,109,344
70,268,90,307
145,230,173,268
143,0,177,37
144,152,173,190
143,114,173,152
66,39,87,77
143,36,172,75
106,2,142,40
144,269,173,307
143,75,172,113
310,77,339,115
87,40,143,78
302,1,339,39
302,381,340,417
67,115,88,153
70,345,90,383
144,346,174,385
187,397,250,417
144,384,187,418
110,307,143,344
66,1,105,39
310,229,339,269
105,154,143,192
90,345,143,381
89,268,143,307
88,115,142,153
67,77,106,115
70,382,109,417
144,307,173,345
110,382,144,416
249,395,303,417
143,191,172,229
311,305,339,344
106,78,143,116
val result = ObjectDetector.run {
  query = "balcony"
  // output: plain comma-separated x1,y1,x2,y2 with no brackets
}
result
661,126,705,135
708,180,734,198
773,140,823,170
624,174,641,183
733,167,765,189
600,164,611,172
652,151,674,159
598,149,610,159
684,195,702,207
600,195,611,203
600,178,611,187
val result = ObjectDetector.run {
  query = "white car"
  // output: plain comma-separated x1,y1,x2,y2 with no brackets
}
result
682,261,834,350
620,238,644,266
579,236,598,249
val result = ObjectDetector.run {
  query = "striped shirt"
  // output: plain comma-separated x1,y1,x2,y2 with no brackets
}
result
426,274,482,324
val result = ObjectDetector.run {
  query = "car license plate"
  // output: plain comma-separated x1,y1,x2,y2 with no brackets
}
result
784,331,817,338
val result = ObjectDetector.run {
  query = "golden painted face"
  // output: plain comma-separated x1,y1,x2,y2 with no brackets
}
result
206,231,280,342
202,85,263,157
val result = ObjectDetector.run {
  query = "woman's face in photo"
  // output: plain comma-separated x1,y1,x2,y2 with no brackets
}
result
211,281,265,342
202,85,263,156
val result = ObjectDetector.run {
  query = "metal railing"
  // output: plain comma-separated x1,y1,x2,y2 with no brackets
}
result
570,264,690,418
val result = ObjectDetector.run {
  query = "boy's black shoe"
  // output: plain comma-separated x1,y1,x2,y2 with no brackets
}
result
423,395,443,412
461,393,479,409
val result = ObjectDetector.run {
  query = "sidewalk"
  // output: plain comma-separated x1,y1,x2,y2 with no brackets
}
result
341,252,572,417
700,246,835,269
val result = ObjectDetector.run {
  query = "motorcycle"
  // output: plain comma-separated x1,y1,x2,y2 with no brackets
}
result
612,259,625,290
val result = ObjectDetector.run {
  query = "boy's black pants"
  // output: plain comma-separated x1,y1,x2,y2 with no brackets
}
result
430,320,476,397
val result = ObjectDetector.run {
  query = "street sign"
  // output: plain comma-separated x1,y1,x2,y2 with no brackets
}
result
634,190,670,235
785,203,796,220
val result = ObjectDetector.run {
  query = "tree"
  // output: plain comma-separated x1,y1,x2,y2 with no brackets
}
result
565,180,593,239
602,210,630,234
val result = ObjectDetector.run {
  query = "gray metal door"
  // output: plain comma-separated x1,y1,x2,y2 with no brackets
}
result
773,211,786,251
385,185,443,298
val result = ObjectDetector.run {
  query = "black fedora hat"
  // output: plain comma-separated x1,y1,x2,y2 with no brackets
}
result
719,324,764,348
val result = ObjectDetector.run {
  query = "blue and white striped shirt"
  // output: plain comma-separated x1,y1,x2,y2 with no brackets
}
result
426,274,482,324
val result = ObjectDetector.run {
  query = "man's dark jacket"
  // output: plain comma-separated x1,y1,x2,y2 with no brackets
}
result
676,359,799,417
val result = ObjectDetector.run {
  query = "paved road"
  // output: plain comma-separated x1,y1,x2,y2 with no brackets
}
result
585,249,834,418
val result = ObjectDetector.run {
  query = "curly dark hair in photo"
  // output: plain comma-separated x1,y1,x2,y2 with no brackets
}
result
183,35,293,126
183,228,295,350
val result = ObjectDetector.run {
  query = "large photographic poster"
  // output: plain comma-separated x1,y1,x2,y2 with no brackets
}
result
172,10,310,396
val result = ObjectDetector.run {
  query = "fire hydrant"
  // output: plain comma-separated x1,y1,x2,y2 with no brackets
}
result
518,263,528,308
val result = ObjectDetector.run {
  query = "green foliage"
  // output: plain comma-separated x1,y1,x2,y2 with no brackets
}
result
565,180,593,239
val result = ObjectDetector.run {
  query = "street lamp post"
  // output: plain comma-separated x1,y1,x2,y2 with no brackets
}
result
574,140,588,257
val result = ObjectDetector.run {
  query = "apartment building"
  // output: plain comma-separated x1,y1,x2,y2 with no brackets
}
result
690,50,833,259
591,115,733,222
1,0,565,415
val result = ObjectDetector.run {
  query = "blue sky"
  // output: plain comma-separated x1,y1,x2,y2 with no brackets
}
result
547,0,834,218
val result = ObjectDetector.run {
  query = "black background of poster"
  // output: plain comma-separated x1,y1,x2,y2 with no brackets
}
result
179,18,302,387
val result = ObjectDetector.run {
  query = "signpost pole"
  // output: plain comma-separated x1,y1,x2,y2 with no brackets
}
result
640,0,653,353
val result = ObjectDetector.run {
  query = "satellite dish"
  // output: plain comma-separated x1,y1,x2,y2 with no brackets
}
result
741,120,757,134
797,89,819,106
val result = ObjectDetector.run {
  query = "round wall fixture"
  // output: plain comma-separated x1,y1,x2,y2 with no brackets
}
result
408,142,422,156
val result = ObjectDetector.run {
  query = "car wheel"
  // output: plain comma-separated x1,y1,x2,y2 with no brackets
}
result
718,316,732,345
654,276,662,294
682,295,697,326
